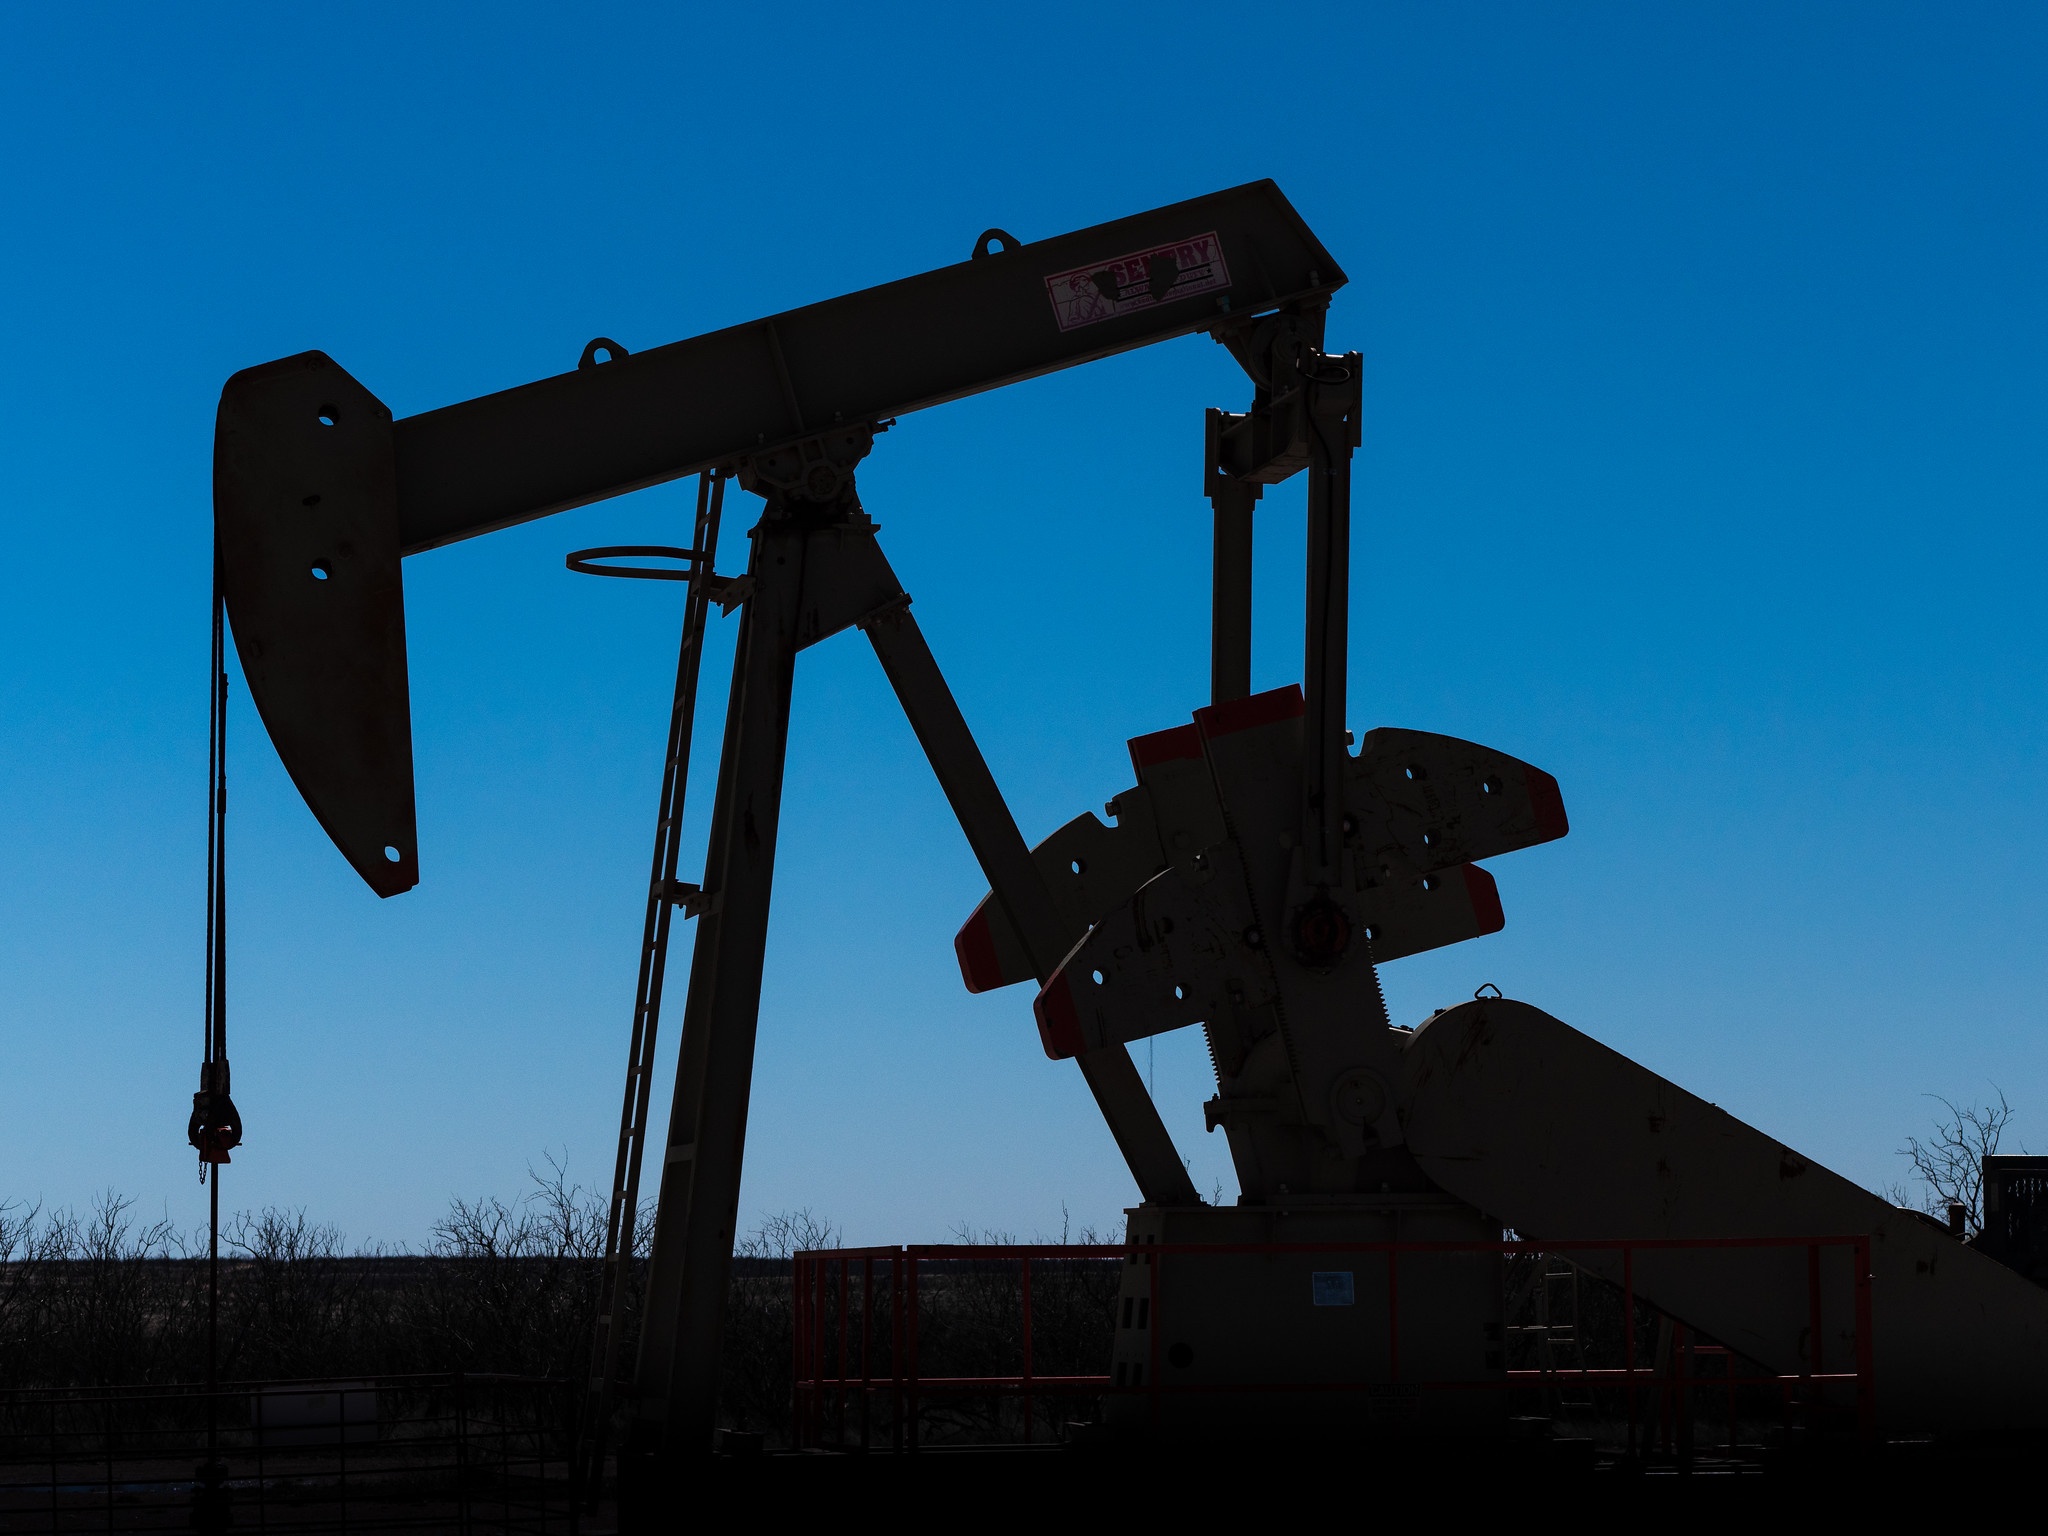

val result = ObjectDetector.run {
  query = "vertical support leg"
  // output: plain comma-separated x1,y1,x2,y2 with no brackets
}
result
1298,353,1363,884
622,506,808,1506
581,472,725,1504
1205,407,1259,707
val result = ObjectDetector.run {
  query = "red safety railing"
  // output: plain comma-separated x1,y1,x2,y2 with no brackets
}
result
789,1235,1874,1454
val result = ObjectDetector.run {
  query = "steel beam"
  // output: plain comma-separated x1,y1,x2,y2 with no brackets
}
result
390,181,1344,553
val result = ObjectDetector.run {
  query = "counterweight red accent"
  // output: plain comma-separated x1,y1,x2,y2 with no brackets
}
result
1033,973,1087,1059
1524,767,1569,842
1462,864,1505,935
954,908,1005,994
1127,723,1203,772
1194,683,1304,739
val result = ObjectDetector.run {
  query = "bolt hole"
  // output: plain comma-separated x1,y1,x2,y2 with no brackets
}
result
382,845,402,863
316,406,337,427
309,561,331,582
1090,969,1106,986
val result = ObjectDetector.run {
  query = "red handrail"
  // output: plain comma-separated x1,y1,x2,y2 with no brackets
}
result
788,1234,1876,1454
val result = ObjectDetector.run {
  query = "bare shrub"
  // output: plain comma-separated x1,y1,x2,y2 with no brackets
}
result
1892,1090,2020,1235
400,1153,617,1379
0,1165,1127,1454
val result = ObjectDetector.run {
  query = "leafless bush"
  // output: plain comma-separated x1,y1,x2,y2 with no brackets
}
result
0,1169,1130,1452
0,1159,645,1391
1892,1090,2020,1235
400,1153,620,1380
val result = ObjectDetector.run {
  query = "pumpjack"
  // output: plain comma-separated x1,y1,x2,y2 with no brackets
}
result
214,181,2048,1500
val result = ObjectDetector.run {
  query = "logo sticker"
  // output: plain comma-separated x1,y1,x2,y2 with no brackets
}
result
1044,231,1230,332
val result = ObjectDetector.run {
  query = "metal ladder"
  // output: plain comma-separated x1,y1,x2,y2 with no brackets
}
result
576,470,729,1500
1532,1257,1599,1430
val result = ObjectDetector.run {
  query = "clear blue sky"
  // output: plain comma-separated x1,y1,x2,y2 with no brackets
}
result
2,4,2043,1248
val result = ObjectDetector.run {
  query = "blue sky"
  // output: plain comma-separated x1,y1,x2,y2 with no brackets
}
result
1,4,2043,1247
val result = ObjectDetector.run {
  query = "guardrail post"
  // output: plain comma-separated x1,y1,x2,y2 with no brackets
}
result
1623,1246,1637,1459
907,1255,921,1452
789,1254,804,1450
1805,1242,1823,1433
1807,1242,1824,1373
1021,1256,1035,1444
1854,1236,1876,1443
837,1256,850,1449
861,1256,875,1453
810,1252,821,1450
891,1253,904,1454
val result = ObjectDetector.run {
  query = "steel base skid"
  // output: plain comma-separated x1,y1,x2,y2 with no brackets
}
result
1104,1200,1508,1439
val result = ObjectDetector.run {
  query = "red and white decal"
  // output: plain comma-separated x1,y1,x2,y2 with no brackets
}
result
1044,232,1230,332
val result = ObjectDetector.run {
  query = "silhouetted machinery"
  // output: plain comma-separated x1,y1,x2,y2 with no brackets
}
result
214,182,2048,1499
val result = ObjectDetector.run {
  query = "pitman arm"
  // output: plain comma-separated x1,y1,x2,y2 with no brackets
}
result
858,597,1202,1206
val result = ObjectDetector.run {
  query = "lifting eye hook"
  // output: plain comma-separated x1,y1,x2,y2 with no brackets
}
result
971,229,1020,260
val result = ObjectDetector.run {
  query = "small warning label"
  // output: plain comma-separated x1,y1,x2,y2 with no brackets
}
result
1044,231,1230,332
1311,1270,1356,1307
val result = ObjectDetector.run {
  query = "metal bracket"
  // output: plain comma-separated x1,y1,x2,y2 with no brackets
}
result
739,424,878,507
652,877,718,919
850,592,913,632
699,574,755,615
